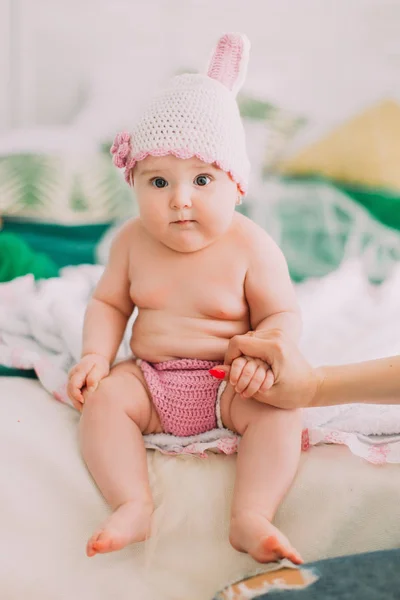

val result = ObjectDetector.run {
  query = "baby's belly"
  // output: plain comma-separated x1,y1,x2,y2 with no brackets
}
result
130,309,249,363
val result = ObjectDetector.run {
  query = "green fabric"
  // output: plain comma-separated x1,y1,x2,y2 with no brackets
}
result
2,219,111,268
339,183,400,231
276,201,349,281
0,366,37,379
261,177,400,283
0,232,59,282
282,174,400,232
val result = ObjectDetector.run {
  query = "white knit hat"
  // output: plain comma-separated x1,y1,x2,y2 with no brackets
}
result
111,33,250,194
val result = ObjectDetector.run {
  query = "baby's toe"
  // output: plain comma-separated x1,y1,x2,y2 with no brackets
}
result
86,530,104,557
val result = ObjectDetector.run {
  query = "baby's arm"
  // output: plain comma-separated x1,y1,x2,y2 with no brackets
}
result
82,225,134,362
68,223,135,407
244,228,301,340
228,226,300,397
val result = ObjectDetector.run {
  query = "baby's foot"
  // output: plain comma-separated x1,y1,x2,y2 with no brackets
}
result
86,500,153,557
230,510,303,564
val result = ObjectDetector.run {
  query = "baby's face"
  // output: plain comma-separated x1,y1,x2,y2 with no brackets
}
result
134,155,239,252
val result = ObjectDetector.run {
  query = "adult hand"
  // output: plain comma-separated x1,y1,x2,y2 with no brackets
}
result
210,330,321,409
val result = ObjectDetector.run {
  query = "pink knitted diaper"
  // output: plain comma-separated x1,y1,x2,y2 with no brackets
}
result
139,359,224,436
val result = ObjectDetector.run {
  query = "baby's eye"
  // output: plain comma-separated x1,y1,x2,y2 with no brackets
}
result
152,177,168,188
194,174,211,187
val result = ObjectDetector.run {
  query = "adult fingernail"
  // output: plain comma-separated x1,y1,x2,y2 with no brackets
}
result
209,368,225,379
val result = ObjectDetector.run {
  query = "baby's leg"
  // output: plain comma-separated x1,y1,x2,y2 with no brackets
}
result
80,359,161,557
221,389,303,564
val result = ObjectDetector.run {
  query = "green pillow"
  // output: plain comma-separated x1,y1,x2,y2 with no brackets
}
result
339,183,400,231
0,151,132,223
2,219,111,268
259,178,400,283
0,126,135,224
0,232,59,282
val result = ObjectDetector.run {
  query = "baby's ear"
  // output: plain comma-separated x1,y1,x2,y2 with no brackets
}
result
207,33,250,97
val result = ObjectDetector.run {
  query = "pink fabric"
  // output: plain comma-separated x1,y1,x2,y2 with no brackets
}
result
139,359,222,437
110,131,136,183
110,139,246,194
110,34,250,192
207,33,243,92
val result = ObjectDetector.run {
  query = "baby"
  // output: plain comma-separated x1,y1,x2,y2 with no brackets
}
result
68,33,303,564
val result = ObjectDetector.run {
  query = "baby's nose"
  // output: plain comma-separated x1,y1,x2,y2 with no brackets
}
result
170,185,192,209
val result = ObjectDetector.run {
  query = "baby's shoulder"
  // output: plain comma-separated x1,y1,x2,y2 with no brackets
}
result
231,212,274,250
230,213,286,271
111,218,142,250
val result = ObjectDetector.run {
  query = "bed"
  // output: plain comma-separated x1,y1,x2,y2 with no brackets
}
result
2,376,400,600
1,259,400,600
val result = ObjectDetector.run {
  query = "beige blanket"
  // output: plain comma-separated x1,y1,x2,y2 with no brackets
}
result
1,376,400,600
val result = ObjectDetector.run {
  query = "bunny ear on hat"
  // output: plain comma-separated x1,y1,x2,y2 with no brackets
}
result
207,33,250,97
111,32,251,193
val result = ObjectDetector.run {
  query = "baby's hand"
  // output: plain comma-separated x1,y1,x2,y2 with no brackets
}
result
67,353,110,411
229,356,274,399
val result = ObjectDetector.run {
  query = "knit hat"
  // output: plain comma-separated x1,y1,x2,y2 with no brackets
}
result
111,33,250,195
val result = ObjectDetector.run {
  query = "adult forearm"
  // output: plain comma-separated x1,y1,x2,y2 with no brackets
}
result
82,298,129,364
314,356,400,407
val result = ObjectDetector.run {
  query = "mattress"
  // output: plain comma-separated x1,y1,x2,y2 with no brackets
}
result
1,376,399,600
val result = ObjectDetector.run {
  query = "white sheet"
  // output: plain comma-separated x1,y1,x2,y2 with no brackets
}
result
1,376,400,600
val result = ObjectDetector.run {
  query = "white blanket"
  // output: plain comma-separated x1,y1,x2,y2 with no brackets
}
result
1,260,400,462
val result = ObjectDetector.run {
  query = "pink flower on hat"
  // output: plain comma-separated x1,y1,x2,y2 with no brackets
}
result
110,131,136,183
110,131,132,168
